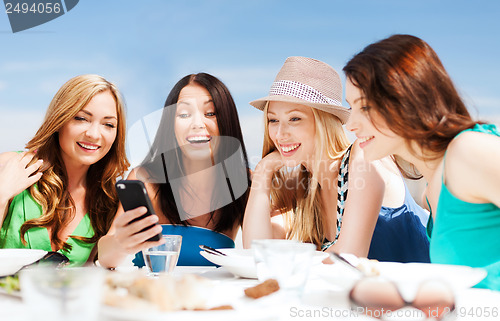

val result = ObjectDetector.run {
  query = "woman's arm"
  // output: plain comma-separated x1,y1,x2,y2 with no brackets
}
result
0,152,43,226
326,143,384,257
242,151,285,248
97,168,164,269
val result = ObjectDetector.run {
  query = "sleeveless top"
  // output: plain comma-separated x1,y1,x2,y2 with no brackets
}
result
430,123,500,290
0,189,95,266
321,146,351,251
323,145,430,263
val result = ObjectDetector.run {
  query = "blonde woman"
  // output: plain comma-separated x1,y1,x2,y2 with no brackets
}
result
0,74,129,265
243,57,429,262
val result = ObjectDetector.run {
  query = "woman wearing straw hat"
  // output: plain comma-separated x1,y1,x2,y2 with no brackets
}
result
242,56,429,262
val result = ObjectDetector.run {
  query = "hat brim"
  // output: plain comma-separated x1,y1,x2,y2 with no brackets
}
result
249,95,350,124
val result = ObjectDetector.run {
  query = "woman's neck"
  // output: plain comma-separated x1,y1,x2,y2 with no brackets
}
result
396,143,443,182
64,162,89,191
183,157,214,175
180,158,216,192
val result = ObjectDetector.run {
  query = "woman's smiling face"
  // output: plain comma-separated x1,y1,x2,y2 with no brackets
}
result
345,77,404,161
267,101,316,167
174,83,219,161
58,90,118,169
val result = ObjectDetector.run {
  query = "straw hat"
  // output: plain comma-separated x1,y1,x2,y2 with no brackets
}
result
250,56,350,124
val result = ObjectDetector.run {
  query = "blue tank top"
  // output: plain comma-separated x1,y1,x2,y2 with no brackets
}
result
368,183,430,263
323,144,430,262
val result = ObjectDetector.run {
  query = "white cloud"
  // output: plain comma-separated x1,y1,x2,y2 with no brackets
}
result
239,113,264,169
1,61,60,73
212,66,275,95
0,110,45,152
471,97,500,110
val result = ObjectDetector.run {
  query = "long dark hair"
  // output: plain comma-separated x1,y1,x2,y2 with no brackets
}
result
140,73,250,232
343,34,479,178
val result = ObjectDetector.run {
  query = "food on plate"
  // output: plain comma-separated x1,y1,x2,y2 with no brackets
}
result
356,258,380,276
104,271,213,311
0,275,20,293
244,279,280,299
202,305,234,311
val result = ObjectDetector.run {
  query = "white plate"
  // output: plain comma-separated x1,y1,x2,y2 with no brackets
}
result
377,262,487,290
200,248,328,279
314,261,487,291
0,249,47,277
101,280,277,321
311,262,362,290
100,305,275,321
200,249,256,278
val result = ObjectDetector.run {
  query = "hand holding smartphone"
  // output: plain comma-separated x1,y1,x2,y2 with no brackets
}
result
115,179,162,242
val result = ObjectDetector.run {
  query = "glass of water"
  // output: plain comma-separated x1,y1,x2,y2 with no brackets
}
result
143,234,182,275
20,266,104,321
252,239,315,298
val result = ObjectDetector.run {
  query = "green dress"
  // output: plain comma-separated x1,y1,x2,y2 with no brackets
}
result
430,124,500,290
0,189,95,266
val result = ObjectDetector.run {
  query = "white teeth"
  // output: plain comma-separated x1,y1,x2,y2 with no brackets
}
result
281,144,300,153
78,142,99,150
187,136,210,143
359,136,374,144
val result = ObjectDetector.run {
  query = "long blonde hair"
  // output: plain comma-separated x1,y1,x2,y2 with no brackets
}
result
21,74,129,251
263,104,350,248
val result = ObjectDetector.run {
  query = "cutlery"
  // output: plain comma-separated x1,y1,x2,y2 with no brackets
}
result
199,245,227,256
329,252,363,275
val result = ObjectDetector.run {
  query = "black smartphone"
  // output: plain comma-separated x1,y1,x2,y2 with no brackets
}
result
115,179,162,242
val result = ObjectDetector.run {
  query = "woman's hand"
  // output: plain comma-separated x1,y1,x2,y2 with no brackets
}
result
110,206,164,255
242,150,285,248
252,151,284,190
0,152,43,203
255,150,284,174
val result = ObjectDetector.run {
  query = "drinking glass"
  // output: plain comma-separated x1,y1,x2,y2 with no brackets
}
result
252,239,315,298
143,234,182,275
20,266,104,321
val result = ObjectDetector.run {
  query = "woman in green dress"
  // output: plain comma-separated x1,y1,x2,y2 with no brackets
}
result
0,74,129,265
344,34,500,290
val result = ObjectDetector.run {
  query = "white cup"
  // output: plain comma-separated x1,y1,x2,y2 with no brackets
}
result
143,234,182,275
20,266,104,321
252,239,315,297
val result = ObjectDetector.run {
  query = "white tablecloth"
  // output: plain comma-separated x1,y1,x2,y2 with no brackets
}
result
2,266,500,321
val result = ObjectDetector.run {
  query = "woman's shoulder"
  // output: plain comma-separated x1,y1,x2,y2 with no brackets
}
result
447,130,499,166
444,129,500,202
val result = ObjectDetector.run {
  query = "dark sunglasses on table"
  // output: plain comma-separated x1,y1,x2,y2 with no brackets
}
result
23,252,69,270
349,277,456,320
38,251,70,266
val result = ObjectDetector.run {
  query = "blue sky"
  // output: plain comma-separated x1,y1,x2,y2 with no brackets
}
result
1,0,499,167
